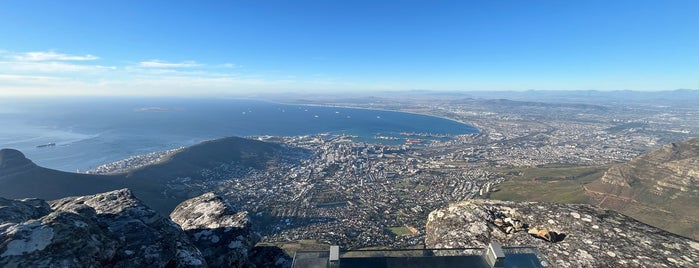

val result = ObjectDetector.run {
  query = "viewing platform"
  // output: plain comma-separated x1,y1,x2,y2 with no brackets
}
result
291,242,549,268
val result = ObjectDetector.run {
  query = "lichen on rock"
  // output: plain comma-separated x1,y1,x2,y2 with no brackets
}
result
170,192,260,268
1,189,206,267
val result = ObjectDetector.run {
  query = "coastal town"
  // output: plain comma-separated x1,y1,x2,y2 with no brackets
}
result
88,95,699,249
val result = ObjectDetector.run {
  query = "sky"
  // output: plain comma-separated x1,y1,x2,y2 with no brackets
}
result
0,0,698,96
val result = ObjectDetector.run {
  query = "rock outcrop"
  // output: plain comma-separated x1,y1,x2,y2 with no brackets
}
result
425,199,699,267
170,192,260,268
1,189,290,268
1,189,206,267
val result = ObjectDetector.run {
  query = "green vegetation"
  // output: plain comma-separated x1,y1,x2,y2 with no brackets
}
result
606,122,647,132
386,226,414,237
489,166,607,204
414,184,430,191
258,240,330,257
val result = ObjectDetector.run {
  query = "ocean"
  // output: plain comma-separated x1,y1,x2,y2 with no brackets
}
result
0,97,477,171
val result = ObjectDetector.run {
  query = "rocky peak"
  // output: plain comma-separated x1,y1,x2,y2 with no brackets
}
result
0,149,36,175
425,199,699,267
170,192,249,230
170,192,261,268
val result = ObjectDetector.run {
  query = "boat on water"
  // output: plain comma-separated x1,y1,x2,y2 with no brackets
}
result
405,139,423,144
36,142,56,148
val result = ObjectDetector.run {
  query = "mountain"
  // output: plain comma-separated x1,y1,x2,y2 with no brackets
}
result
585,137,699,239
0,149,125,200
0,137,294,215
425,199,699,267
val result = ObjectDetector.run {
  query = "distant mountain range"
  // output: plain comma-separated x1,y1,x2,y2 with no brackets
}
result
0,137,291,214
585,137,699,239
265,89,699,106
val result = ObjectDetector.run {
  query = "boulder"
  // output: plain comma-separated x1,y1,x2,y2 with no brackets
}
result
170,192,260,268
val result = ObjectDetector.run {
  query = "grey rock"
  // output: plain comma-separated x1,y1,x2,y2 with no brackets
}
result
0,198,52,223
249,246,292,268
170,192,260,268
1,189,206,268
425,199,699,267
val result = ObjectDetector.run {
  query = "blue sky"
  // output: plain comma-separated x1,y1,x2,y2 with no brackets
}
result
1,0,698,96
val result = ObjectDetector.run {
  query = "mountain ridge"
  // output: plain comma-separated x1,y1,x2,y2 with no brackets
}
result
0,136,293,215
585,137,699,239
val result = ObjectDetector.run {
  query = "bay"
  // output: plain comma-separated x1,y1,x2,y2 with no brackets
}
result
0,97,477,171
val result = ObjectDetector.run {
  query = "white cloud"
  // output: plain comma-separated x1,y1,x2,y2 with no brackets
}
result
220,63,238,68
139,60,201,68
0,50,113,74
13,51,99,61
2,61,116,73
0,49,360,96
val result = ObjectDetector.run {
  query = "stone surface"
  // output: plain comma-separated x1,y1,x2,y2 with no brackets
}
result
170,192,260,268
425,199,699,267
249,246,293,268
1,189,206,267
0,198,51,224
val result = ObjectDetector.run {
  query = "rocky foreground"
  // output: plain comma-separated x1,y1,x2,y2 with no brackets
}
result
425,199,699,267
0,189,291,268
4,190,699,267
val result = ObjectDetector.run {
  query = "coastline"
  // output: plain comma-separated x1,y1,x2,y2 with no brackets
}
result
257,98,481,134
7,97,480,172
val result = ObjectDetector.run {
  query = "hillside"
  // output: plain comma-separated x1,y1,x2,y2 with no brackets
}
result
0,137,295,215
0,149,125,200
124,137,286,180
585,137,699,239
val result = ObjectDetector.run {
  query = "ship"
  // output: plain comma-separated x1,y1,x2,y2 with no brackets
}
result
405,139,423,144
36,142,56,148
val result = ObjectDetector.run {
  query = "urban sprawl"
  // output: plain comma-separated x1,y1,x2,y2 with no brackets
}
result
89,97,698,249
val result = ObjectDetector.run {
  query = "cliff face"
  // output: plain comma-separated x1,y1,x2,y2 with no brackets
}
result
0,190,282,268
425,199,699,268
585,137,699,239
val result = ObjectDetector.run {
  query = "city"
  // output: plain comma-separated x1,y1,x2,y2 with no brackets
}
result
88,96,699,249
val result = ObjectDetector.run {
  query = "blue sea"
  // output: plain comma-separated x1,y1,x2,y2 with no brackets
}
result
0,97,477,172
